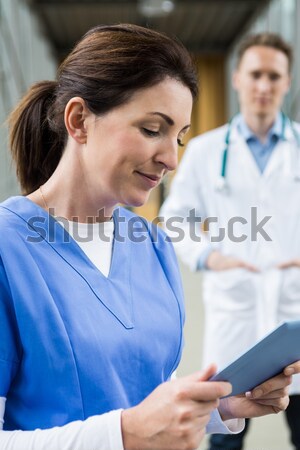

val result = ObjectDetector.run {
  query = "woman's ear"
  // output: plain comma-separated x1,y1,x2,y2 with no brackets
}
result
64,97,90,144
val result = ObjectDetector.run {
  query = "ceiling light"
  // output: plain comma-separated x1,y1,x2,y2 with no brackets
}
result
138,0,175,18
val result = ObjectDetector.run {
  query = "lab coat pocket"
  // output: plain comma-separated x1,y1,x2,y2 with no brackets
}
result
205,268,256,313
281,267,300,314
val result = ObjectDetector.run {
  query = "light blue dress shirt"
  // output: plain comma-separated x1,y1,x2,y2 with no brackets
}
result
236,113,283,173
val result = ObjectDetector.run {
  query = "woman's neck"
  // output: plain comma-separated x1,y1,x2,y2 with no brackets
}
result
28,148,115,223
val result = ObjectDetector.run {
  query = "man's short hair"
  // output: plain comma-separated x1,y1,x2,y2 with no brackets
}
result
236,32,293,72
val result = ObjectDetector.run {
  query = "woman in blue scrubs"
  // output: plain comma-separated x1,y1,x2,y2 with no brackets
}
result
0,23,299,450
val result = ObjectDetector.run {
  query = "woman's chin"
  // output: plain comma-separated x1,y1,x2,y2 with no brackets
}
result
124,193,151,208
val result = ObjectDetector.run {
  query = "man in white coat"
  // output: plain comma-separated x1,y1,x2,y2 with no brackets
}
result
160,33,300,450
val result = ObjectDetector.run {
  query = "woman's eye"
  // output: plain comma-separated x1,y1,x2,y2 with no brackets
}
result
142,128,185,147
142,128,159,137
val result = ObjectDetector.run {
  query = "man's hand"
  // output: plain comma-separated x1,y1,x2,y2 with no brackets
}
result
206,250,259,272
278,259,300,269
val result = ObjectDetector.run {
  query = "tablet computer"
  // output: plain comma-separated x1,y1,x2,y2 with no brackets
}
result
210,320,300,397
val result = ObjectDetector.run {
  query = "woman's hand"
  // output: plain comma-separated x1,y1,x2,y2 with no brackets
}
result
121,364,231,450
206,251,259,272
218,361,300,421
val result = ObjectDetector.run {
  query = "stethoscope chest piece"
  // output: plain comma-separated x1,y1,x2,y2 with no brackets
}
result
215,176,230,194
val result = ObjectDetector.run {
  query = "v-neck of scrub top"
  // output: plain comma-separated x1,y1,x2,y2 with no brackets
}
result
1,196,134,329
62,219,114,278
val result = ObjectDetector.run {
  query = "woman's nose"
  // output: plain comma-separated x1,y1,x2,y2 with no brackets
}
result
154,139,178,172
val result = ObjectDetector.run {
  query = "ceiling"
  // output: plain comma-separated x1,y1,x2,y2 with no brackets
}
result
25,0,270,61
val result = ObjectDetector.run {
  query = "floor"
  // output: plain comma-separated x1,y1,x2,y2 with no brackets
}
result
176,262,293,450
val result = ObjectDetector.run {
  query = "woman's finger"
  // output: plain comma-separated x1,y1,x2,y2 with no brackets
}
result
284,360,300,376
248,373,291,399
245,387,289,400
178,380,232,403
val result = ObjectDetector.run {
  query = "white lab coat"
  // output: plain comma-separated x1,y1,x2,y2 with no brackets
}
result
160,120,300,394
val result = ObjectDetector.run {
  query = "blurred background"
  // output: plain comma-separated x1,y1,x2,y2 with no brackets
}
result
1,0,300,208
0,1,298,448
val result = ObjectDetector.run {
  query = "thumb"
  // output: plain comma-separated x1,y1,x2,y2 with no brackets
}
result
187,364,217,383
198,363,218,381
186,366,232,398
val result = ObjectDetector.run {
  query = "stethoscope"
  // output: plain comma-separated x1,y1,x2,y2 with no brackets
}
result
215,112,300,194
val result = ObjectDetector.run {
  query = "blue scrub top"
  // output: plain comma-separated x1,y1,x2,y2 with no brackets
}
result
0,197,185,430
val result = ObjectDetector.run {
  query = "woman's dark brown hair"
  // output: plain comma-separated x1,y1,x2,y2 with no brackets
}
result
8,24,198,194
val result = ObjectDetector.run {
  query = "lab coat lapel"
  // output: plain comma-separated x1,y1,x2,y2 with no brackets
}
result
230,126,261,179
263,134,293,179
6,197,134,329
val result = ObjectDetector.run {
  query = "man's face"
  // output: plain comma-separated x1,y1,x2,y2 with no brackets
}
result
233,45,291,120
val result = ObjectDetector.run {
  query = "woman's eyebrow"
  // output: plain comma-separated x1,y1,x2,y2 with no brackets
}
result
147,112,190,130
147,112,174,125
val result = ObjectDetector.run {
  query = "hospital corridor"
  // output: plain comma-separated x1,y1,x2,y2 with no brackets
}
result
178,262,293,450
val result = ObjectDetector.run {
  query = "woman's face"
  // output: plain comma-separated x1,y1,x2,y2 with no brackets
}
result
81,78,193,210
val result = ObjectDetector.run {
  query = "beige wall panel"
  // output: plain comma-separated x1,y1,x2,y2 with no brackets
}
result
190,55,226,137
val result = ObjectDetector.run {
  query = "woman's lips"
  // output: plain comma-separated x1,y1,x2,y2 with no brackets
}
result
136,171,161,188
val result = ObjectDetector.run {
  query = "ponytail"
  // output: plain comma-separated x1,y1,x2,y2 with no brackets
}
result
8,81,65,195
